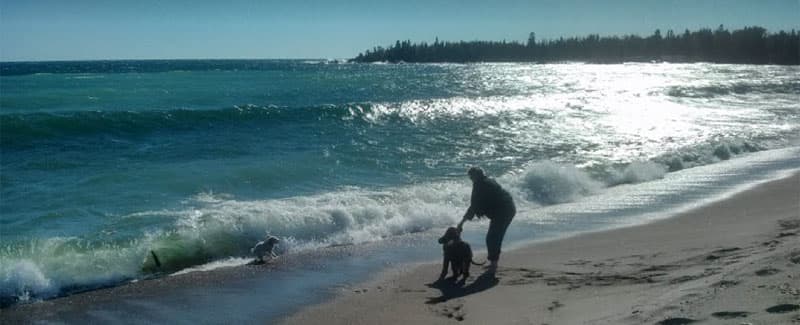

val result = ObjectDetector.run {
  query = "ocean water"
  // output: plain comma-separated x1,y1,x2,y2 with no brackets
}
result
1,60,800,308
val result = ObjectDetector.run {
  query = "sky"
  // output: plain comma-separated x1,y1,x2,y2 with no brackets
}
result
1,0,798,61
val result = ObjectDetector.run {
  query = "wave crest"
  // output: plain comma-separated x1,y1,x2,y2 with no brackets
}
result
655,138,765,171
2,96,536,147
607,161,668,186
666,81,800,98
0,182,469,305
0,260,55,306
516,161,602,205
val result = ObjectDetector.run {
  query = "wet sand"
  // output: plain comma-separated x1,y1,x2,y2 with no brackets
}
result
281,173,800,324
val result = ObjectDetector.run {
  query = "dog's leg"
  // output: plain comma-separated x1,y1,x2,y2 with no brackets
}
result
463,260,470,280
439,257,450,280
451,260,460,279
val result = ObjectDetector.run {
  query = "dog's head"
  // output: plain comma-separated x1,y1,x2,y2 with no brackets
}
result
266,236,280,246
438,227,461,244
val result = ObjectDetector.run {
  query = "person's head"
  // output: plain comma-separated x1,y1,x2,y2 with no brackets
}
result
467,166,485,182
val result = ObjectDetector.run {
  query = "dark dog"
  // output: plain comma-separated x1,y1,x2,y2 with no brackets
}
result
438,227,485,281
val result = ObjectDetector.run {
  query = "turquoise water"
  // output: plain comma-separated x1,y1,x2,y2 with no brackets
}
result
1,60,799,306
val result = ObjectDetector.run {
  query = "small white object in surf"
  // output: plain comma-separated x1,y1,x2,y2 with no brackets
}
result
251,236,280,264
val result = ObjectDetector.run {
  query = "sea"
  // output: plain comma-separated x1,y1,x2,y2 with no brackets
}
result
1,60,799,320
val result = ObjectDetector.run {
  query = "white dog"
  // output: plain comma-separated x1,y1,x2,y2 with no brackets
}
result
251,236,280,263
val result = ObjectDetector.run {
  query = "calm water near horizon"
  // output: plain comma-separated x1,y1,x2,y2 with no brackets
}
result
1,60,799,314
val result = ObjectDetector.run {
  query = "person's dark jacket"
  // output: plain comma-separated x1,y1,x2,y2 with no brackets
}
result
468,176,515,220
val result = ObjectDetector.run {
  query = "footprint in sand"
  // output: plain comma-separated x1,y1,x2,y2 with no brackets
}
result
547,300,564,311
499,268,544,286
433,302,466,321
778,219,800,230
710,280,739,288
765,304,800,313
669,275,702,284
656,317,696,325
754,267,780,276
711,311,750,319
789,250,800,264
641,264,681,272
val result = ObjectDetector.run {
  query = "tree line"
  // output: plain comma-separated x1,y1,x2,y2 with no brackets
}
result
351,26,799,64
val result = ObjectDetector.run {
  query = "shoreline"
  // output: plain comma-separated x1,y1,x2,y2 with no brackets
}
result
280,172,800,324
2,171,797,324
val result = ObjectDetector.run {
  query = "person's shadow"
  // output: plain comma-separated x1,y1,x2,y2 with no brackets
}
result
424,270,499,304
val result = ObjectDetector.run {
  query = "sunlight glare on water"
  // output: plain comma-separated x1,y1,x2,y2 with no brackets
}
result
434,63,799,168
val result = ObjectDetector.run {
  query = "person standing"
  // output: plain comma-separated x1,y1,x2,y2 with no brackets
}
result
457,167,516,272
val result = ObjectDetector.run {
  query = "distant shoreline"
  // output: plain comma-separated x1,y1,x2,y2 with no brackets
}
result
351,26,800,65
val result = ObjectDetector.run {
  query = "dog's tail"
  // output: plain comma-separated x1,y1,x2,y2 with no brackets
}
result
471,258,487,266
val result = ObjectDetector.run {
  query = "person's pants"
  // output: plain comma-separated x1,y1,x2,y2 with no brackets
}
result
486,214,514,262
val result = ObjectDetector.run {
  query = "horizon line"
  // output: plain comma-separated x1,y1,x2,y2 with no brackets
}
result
0,57,344,64
3,25,797,63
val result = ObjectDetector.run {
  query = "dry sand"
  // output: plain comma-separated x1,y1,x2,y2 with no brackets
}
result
281,173,800,325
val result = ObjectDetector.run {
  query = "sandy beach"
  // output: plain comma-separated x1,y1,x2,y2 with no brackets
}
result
281,172,800,325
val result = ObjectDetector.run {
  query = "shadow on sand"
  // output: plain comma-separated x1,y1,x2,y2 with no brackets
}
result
425,271,499,304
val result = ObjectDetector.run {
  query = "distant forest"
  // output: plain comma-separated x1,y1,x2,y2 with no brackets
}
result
351,26,799,64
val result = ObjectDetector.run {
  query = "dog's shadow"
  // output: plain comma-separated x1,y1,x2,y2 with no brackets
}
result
424,271,499,304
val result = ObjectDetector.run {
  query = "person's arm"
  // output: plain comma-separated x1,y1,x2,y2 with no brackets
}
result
458,182,483,230
458,206,475,231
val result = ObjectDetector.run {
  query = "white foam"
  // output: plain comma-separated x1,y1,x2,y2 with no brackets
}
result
0,236,153,304
656,138,766,171
171,257,253,276
0,260,56,301
609,161,668,185
167,181,470,252
513,161,602,205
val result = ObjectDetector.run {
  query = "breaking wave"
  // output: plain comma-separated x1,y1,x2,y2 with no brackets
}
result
0,181,470,307
666,81,800,98
515,161,602,205
1,96,540,147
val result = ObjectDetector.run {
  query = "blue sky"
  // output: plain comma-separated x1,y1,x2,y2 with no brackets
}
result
1,0,798,61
